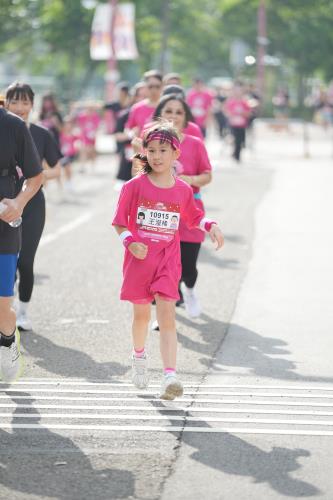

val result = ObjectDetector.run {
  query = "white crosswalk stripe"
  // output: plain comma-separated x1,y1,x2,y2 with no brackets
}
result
2,379,333,436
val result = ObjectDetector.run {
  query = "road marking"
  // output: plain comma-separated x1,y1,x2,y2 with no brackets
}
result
1,423,333,436
2,404,333,417
9,380,333,391
39,212,94,247
3,413,333,427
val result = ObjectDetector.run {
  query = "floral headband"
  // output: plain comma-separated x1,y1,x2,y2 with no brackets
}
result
144,131,180,151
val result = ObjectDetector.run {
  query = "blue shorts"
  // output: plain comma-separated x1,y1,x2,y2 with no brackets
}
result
0,254,18,297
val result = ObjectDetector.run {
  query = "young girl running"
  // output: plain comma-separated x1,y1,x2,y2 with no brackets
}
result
112,122,224,400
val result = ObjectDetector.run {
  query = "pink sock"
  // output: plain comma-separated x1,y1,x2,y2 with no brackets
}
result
164,368,176,376
133,347,145,358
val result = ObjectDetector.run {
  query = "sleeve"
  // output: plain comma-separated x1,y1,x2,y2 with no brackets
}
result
125,108,137,129
197,140,212,174
15,121,43,179
44,130,62,167
112,183,131,227
180,184,205,230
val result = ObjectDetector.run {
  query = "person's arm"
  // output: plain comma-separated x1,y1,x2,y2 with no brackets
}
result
43,160,61,180
179,172,212,188
0,172,43,223
114,224,148,260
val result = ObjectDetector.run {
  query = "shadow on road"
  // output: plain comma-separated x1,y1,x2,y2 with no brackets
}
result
21,331,127,380
0,392,135,499
176,312,333,384
146,398,321,498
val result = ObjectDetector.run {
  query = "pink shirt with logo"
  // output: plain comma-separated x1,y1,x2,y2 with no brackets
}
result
186,90,214,127
112,174,204,303
225,98,251,128
125,100,156,133
175,134,212,243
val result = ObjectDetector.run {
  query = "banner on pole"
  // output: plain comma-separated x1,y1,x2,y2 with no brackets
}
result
90,3,138,61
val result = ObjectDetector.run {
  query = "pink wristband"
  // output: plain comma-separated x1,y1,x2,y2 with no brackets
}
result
204,220,217,232
123,235,135,248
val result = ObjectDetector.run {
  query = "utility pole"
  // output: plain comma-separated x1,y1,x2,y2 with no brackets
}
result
160,0,170,73
256,0,267,101
106,0,118,101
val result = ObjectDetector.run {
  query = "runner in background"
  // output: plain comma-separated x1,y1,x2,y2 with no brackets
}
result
186,77,214,138
224,81,251,163
163,73,182,86
125,70,163,137
6,82,62,331
105,82,134,190
39,93,63,149
60,116,79,193
75,102,101,172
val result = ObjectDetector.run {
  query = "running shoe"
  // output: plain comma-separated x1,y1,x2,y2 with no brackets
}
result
180,283,201,318
151,320,160,332
16,311,33,331
0,329,23,382
160,374,183,400
131,353,149,389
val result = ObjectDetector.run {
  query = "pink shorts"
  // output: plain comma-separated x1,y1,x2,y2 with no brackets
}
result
120,246,181,304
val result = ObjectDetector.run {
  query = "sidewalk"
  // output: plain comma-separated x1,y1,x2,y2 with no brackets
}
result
162,125,333,499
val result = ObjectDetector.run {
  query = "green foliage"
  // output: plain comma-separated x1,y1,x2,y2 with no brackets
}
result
1,0,333,98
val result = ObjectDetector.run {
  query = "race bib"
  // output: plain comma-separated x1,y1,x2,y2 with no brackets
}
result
136,200,180,242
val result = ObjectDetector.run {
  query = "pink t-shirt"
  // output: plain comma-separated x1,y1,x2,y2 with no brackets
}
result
112,174,204,302
225,98,251,128
186,90,214,127
183,121,204,140
60,133,78,157
174,135,212,243
77,111,101,145
125,100,156,133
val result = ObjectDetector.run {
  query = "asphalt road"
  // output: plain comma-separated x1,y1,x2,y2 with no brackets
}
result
1,123,332,500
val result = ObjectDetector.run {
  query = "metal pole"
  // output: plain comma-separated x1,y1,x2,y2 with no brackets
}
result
106,0,118,101
256,0,267,101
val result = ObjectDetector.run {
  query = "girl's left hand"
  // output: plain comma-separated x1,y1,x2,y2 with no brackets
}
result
209,224,224,250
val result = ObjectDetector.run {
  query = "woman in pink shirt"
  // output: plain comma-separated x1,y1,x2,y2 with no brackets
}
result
113,122,224,400
224,82,251,162
153,94,213,318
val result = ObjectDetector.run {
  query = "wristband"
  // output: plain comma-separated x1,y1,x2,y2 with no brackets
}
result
199,217,217,232
119,230,136,248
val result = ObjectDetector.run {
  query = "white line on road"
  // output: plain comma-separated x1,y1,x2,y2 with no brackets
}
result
8,380,333,391
2,387,333,399
39,212,94,247
1,423,333,436
2,404,333,417
3,413,333,427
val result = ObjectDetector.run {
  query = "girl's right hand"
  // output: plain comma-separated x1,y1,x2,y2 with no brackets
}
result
128,242,148,260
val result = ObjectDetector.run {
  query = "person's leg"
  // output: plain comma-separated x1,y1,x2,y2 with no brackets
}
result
181,242,201,289
17,192,46,330
180,242,202,318
0,254,23,382
232,127,242,161
131,303,151,389
155,295,183,399
132,303,151,351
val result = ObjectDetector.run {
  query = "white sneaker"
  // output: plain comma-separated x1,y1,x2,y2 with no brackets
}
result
180,283,201,318
16,311,33,331
131,354,149,389
160,375,183,400
0,329,23,382
151,320,160,332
